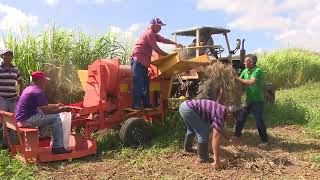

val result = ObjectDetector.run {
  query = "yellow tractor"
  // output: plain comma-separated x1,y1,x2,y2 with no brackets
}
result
169,26,245,99
169,26,275,105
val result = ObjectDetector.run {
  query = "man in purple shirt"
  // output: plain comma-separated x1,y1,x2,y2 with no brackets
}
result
179,99,240,169
15,71,72,154
131,17,182,109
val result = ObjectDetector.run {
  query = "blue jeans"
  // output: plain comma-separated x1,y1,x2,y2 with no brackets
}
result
0,98,16,112
21,110,64,148
0,98,17,146
179,102,211,143
131,59,150,108
235,101,268,142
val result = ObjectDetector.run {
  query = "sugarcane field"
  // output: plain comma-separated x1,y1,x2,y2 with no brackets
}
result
1,0,320,179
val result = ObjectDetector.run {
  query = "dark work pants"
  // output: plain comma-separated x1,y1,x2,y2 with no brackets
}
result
235,101,268,142
131,59,150,108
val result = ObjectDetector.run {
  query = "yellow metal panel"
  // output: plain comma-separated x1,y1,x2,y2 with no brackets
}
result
120,83,129,92
77,70,88,91
151,52,180,74
150,82,160,91
151,53,209,79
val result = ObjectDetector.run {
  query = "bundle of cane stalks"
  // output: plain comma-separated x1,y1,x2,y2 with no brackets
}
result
196,61,242,106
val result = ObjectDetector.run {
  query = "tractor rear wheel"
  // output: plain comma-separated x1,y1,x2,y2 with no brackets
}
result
119,117,151,147
265,83,275,106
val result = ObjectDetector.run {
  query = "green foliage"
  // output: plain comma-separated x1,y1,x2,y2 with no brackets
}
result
96,131,122,153
95,109,185,160
0,150,36,179
310,153,320,166
264,82,320,136
259,48,320,89
264,99,308,126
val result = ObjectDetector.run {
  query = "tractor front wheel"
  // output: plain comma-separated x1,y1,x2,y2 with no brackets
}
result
119,117,151,147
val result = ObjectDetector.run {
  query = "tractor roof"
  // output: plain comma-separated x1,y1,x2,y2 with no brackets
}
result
172,26,230,36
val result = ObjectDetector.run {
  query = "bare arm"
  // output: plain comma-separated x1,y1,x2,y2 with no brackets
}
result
39,104,71,115
16,70,24,96
17,79,24,96
212,128,223,169
146,33,168,56
237,77,257,85
156,35,183,47
156,35,175,44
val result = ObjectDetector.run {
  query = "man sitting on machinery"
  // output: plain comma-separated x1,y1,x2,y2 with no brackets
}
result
15,71,72,154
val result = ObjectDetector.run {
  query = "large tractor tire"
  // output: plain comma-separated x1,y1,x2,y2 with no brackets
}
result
265,83,275,106
119,117,151,147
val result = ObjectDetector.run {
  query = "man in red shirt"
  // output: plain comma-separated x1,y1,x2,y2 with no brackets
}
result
131,17,182,109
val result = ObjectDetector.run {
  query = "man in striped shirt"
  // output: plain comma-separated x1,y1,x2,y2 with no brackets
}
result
0,48,23,146
179,99,240,169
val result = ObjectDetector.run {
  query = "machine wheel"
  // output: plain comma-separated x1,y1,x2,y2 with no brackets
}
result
265,83,275,106
119,117,151,147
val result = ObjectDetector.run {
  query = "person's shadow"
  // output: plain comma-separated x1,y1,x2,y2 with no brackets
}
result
225,130,320,153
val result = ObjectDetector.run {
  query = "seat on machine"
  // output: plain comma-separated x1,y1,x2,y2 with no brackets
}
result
0,111,96,163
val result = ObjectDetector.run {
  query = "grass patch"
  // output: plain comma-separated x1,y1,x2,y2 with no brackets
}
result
0,150,37,179
310,153,320,169
95,109,185,160
264,98,308,126
94,83,320,161
258,82,320,136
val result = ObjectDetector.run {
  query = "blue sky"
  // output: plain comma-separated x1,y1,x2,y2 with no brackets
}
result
0,0,320,53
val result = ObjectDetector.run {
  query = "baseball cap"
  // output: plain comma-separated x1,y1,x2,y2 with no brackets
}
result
1,48,13,55
150,17,166,26
31,71,50,80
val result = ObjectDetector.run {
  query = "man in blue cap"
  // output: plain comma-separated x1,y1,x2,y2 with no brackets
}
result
131,17,183,110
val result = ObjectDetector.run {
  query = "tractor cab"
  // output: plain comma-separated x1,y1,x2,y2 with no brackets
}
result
169,26,246,98
172,26,245,71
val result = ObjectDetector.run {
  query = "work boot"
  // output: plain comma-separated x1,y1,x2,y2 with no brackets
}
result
197,142,212,163
52,147,72,154
184,134,195,153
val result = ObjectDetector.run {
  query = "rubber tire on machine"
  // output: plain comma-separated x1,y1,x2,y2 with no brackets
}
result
119,117,151,147
265,83,275,106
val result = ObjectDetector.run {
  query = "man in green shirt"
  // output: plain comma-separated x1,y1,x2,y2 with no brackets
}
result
235,54,268,143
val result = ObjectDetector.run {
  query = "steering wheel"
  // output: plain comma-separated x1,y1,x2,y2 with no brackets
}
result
207,46,224,58
214,46,224,54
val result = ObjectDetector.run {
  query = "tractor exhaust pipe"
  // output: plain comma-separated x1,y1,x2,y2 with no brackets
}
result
240,39,246,63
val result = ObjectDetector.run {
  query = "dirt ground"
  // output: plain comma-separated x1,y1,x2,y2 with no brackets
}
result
37,125,320,180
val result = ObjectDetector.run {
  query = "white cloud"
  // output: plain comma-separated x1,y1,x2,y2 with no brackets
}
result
158,43,175,53
229,15,290,31
253,47,270,55
196,0,320,50
46,0,59,6
82,0,122,4
109,23,175,53
61,0,122,5
0,39,5,49
109,23,145,44
0,3,39,33
94,0,106,4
